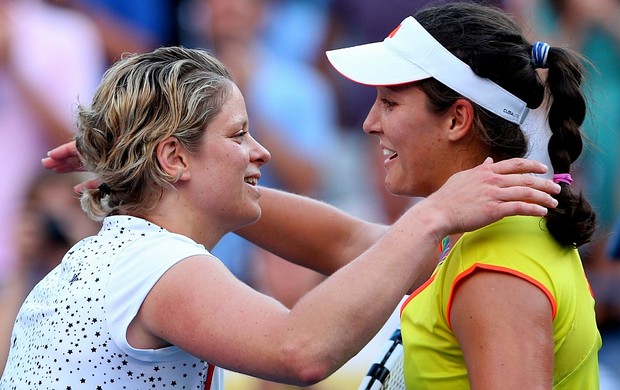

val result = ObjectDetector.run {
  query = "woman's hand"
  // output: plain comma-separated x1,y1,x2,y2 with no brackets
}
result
42,141,99,193
424,157,560,237
42,140,82,173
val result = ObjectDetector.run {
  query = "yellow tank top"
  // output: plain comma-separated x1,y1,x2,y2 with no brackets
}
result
400,216,601,389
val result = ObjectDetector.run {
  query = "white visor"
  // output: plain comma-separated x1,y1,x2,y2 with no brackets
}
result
326,16,529,125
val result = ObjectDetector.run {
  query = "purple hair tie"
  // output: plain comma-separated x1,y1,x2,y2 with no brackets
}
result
553,173,573,185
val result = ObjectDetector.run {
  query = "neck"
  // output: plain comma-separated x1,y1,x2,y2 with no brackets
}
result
143,196,224,251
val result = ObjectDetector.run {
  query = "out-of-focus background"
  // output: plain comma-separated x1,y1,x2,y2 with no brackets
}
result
0,0,618,388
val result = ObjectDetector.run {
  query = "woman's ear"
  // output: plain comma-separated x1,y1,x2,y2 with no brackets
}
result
447,98,475,141
156,137,191,181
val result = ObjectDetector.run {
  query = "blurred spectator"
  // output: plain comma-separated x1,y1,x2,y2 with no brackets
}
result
0,171,101,375
0,0,105,288
77,0,179,46
609,219,620,260
46,0,180,64
260,0,331,65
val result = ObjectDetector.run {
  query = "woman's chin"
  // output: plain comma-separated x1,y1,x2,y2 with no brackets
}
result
385,180,424,198
385,177,408,196
244,208,263,227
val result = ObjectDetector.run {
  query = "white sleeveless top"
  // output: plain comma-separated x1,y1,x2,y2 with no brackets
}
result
1,215,223,389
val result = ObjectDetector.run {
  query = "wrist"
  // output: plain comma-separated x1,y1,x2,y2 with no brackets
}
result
403,198,450,245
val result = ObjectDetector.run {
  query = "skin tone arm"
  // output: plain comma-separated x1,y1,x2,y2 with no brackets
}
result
40,143,385,271
132,160,557,386
236,186,386,275
42,142,561,277
238,158,560,275
451,270,554,389
42,142,560,386
134,199,440,385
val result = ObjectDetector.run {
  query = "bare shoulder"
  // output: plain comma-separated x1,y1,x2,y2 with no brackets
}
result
450,270,554,388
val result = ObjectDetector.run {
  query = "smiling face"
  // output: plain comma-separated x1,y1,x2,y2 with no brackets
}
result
363,83,459,197
188,84,271,233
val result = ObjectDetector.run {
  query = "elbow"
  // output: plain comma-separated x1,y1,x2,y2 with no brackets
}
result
278,338,338,386
287,364,331,387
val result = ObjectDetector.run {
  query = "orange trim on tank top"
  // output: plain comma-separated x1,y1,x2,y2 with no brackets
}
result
445,263,558,329
400,272,437,317
399,242,445,317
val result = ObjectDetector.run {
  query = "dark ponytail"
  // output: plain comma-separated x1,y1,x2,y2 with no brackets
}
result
543,47,597,247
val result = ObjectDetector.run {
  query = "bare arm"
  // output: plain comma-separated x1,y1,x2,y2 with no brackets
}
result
237,158,560,275
132,160,559,386
41,141,386,274
236,188,387,275
43,143,561,384
451,271,554,389
133,194,479,385
42,142,561,277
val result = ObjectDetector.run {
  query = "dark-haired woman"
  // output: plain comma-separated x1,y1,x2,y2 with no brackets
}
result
322,2,600,388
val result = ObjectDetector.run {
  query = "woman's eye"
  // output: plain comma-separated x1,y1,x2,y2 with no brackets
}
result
381,98,396,108
233,130,248,138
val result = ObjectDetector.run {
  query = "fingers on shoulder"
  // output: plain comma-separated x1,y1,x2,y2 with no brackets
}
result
488,158,547,175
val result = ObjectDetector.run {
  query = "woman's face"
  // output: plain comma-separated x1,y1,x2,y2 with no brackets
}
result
190,84,271,232
363,83,456,197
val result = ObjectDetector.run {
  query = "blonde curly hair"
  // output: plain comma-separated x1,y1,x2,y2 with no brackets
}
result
76,47,234,221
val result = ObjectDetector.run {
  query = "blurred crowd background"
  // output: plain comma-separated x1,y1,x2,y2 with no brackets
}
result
0,0,618,388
